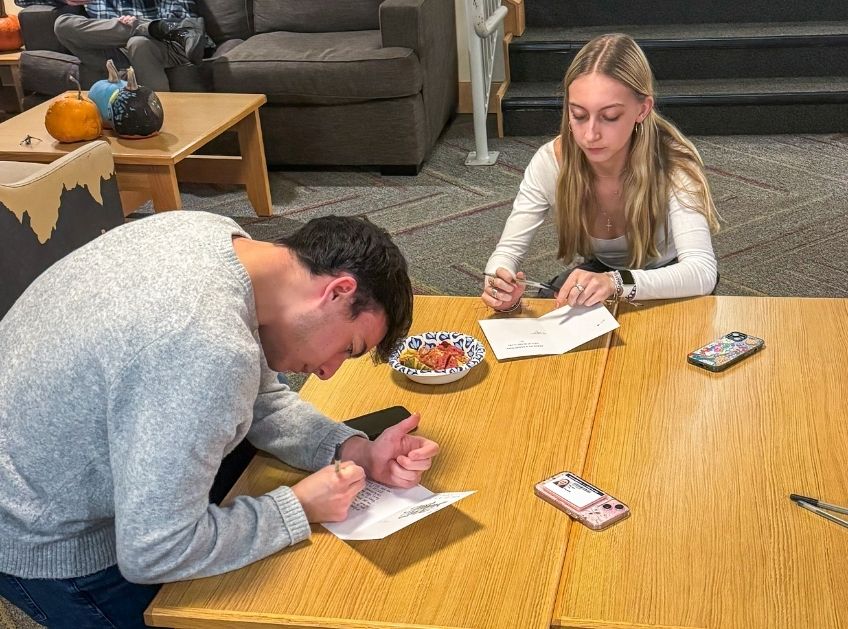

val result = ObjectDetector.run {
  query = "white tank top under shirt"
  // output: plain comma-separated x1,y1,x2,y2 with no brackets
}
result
484,140,718,300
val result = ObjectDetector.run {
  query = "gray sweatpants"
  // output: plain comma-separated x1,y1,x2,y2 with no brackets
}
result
54,14,185,92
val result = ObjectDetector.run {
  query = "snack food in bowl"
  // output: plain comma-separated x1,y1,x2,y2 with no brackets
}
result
389,331,485,385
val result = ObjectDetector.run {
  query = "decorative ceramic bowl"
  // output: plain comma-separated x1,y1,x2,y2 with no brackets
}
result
389,331,486,385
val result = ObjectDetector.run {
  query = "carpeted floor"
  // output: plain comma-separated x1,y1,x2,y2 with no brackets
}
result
2,115,847,629
170,115,848,299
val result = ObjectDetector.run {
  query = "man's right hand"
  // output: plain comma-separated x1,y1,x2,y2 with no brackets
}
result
117,15,137,26
292,462,366,522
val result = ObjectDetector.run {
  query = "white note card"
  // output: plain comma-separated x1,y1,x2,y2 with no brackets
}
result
322,480,475,541
478,302,619,360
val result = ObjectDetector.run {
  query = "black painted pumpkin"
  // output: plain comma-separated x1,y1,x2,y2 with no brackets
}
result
110,67,164,139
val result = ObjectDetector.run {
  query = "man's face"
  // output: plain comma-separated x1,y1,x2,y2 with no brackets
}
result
260,288,388,379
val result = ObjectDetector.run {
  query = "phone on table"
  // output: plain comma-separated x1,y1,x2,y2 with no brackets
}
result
687,331,764,372
343,406,413,440
534,471,630,530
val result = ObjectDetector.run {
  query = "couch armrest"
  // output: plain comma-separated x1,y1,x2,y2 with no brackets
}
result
380,0,450,53
380,0,457,154
20,50,80,101
18,4,85,54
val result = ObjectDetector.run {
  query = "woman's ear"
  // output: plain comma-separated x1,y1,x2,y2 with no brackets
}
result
638,96,655,123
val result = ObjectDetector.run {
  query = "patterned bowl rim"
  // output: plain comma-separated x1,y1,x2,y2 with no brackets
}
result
389,331,486,376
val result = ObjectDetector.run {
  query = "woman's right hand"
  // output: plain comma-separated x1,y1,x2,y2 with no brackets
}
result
481,267,525,311
292,462,366,523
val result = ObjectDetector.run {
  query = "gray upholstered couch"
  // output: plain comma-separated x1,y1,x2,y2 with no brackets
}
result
17,0,457,173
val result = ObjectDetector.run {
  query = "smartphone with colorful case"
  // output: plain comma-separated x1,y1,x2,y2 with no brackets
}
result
687,331,765,372
534,471,630,530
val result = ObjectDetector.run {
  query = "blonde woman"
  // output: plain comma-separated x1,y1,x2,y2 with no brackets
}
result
482,33,719,312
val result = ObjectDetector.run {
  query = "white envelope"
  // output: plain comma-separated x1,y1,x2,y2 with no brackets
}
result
478,302,619,360
323,480,475,541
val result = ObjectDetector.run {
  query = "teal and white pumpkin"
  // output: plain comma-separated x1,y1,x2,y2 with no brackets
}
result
110,67,164,139
88,59,126,129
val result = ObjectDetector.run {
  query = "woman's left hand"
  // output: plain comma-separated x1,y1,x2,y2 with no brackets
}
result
556,271,615,308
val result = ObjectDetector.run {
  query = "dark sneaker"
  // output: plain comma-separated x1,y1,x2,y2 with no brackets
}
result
148,17,205,65
164,26,204,65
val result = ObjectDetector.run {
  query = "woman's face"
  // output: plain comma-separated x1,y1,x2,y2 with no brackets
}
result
567,72,652,169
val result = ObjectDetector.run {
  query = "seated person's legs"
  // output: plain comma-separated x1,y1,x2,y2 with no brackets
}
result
124,36,171,92
54,15,132,88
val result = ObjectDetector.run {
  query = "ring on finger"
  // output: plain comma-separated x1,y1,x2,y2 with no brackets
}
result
574,283,585,293
492,286,499,298
488,277,496,288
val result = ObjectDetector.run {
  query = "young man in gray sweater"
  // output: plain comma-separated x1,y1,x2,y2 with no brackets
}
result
0,211,438,628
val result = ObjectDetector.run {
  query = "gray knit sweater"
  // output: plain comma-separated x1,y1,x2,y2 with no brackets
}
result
0,211,363,583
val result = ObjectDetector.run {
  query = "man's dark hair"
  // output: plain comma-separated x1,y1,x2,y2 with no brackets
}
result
275,216,413,362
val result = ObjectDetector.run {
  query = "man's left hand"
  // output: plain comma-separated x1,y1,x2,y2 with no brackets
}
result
341,413,439,489
117,15,137,26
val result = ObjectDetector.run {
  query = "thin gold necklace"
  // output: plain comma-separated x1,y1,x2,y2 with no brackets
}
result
593,175,623,234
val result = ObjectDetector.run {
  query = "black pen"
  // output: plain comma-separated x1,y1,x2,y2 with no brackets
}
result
333,443,342,474
790,493,848,529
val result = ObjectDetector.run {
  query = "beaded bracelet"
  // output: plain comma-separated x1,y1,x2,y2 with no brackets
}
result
608,271,624,300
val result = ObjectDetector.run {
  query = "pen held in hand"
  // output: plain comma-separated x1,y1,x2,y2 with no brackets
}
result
517,279,558,293
333,443,342,474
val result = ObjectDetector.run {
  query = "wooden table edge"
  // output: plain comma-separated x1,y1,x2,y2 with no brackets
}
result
145,606,473,629
554,618,705,629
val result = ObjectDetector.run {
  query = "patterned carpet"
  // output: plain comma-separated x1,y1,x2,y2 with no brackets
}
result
170,115,848,299
2,116,847,629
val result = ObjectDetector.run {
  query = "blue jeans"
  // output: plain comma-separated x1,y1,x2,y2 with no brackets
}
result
0,565,159,628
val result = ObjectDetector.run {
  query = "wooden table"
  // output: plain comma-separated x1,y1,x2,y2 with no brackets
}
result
0,91,272,216
0,51,23,114
147,296,613,629
147,296,848,629
553,296,848,629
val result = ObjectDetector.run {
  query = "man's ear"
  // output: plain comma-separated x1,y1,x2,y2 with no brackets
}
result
321,275,357,305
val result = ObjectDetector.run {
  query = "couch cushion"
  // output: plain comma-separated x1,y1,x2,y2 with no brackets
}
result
197,0,252,43
253,0,382,34
212,31,422,106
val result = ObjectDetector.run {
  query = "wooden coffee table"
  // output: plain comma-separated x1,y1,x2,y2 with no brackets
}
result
0,51,23,114
0,91,272,216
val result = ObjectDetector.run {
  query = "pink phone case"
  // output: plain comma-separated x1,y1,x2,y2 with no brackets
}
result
534,471,630,530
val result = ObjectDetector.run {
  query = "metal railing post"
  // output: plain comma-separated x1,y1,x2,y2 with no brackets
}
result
464,0,507,166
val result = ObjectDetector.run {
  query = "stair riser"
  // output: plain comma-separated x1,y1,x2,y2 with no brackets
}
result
510,45,848,82
526,1,848,27
503,104,848,136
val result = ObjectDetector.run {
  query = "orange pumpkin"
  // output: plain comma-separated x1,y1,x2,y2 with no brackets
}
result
0,0,23,52
44,76,102,143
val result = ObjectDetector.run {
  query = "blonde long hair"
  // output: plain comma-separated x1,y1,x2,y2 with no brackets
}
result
555,33,719,268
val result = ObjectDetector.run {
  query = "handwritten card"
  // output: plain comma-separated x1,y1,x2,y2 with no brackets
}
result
478,303,619,360
322,480,475,541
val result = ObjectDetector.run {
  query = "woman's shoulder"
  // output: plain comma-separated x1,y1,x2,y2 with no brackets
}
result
527,137,560,174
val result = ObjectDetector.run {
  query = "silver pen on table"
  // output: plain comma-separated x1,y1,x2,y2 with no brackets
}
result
790,493,848,529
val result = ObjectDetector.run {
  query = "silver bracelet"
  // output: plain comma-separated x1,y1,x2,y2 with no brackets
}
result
495,300,522,313
608,271,624,300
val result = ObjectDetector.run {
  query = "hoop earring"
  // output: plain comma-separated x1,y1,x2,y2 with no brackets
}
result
634,121,643,135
